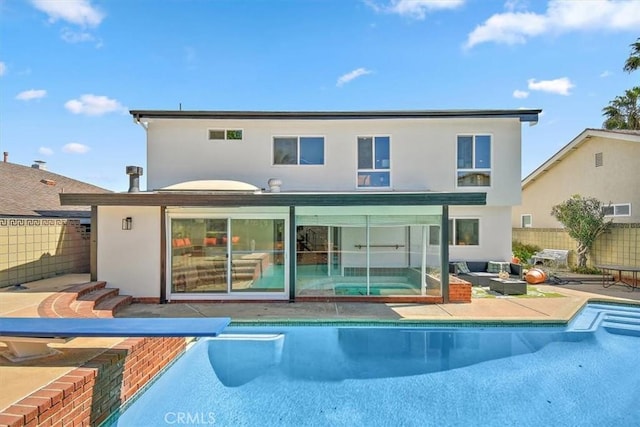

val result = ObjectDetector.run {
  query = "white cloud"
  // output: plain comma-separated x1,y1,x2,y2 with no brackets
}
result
62,143,90,154
466,0,640,48
600,70,612,78
39,147,54,156
64,94,126,116
337,68,372,87
504,0,529,12
527,77,574,95
513,89,529,99
366,0,464,20
0,62,5,76
16,89,47,101
390,0,464,19
61,28,95,43
30,0,104,27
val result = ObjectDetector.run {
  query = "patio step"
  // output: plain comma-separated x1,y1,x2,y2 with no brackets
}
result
94,295,134,318
72,288,120,314
37,281,132,318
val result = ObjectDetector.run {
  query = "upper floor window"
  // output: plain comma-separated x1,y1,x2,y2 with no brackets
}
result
448,218,479,246
273,136,324,165
521,214,532,228
457,135,491,187
602,203,631,217
208,129,243,141
357,136,390,188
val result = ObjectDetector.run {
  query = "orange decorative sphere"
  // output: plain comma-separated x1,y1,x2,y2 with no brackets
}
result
525,268,547,284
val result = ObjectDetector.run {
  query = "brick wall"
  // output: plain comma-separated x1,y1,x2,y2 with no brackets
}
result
448,278,472,303
0,337,186,427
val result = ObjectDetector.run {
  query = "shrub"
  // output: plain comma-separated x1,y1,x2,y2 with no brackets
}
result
512,241,542,265
571,266,602,275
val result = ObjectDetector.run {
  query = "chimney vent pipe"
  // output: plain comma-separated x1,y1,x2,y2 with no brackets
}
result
3,152,7,163
126,165,143,193
32,160,47,170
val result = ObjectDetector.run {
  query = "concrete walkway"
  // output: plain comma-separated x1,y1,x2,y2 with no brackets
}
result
1,274,638,413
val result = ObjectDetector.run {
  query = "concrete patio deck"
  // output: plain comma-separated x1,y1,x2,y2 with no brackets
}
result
1,273,639,415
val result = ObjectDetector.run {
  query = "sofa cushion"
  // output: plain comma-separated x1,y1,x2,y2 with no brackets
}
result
487,261,511,273
465,261,489,272
454,261,471,274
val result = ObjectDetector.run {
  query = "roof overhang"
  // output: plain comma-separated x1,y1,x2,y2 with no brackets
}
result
60,191,486,207
130,109,541,124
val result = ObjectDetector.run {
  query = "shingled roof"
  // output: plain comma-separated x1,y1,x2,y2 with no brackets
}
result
0,161,111,218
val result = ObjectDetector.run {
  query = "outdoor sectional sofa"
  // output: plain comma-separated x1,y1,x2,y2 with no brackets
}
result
449,261,523,287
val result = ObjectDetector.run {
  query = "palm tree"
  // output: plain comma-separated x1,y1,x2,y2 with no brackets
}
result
623,38,640,73
602,86,640,130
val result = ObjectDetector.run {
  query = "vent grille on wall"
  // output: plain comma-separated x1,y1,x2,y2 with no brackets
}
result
595,152,603,167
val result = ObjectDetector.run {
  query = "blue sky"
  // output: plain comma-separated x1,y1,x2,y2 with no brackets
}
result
1,0,638,192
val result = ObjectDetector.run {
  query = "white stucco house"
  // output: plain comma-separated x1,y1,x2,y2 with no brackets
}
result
61,109,540,303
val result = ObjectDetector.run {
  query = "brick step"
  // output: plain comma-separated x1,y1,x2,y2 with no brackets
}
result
63,280,107,297
72,288,120,313
46,282,106,318
37,281,127,318
75,288,120,305
94,295,133,318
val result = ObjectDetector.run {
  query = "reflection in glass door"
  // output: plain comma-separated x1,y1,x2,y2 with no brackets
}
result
171,218,229,293
230,219,285,293
170,216,286,296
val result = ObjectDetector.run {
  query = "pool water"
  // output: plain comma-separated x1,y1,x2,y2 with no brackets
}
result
107,304,640,426
333,282,419,295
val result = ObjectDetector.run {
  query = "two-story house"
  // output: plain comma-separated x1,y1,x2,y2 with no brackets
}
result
61,109,540,303
513,128,640,228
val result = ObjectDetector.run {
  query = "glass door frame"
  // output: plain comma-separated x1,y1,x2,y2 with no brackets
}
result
166,208,289,301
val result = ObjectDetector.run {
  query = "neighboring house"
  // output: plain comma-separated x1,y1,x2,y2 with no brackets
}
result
0,156,111,287
513,128,640,229
60,109,540,303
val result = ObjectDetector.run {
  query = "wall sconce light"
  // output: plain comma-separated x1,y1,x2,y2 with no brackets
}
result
122,217,132,230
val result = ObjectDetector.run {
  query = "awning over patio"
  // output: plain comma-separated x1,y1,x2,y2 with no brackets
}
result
59,190,486,207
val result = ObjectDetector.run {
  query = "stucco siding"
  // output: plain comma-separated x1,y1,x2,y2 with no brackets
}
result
97,206,161,297
513,135,640,228
145,117,522,206
450,206,513,262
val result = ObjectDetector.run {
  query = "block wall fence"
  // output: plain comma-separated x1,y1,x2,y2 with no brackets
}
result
512,223,639,271
0,337,186,427
0,218,91,288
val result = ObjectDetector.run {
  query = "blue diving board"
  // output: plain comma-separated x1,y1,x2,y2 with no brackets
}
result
0,317,231,338
0,317,231,361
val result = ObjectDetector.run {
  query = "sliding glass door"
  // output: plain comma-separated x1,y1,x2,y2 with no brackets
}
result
169,211,287,299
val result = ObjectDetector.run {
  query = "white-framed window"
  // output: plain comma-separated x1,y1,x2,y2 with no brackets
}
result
208,129,243,141
357,136,390,188
521,214,532,228
448,218,479,246
602,203,631,217
273,136,325,165
457,134,491,187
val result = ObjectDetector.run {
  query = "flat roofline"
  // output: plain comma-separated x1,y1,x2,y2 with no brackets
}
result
60,191,486,207
130,109,541,123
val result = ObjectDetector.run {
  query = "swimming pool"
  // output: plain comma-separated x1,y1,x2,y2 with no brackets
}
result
107,303,640,426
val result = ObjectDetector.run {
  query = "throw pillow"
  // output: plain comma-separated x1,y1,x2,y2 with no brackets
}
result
455,261,471,274
487,261,511,274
